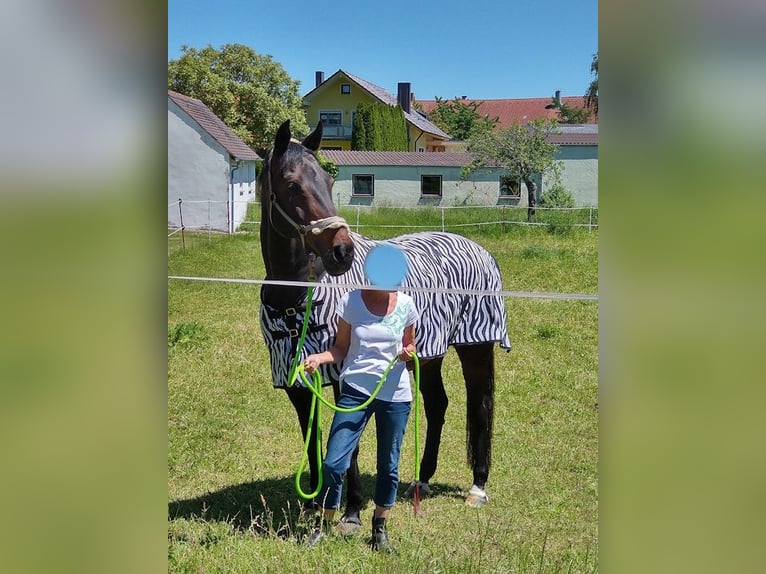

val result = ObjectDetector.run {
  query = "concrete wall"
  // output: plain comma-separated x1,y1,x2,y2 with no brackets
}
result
168,101,257,232
547,145,598,207
229,160,258,230
331,164,530,207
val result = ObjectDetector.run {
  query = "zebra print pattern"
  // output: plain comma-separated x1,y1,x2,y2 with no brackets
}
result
260,231,511,388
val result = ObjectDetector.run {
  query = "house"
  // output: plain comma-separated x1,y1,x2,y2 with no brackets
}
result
322,123,598,208
320,150,529,208
168,90,261,234
302,70,451,152
416,92,597,131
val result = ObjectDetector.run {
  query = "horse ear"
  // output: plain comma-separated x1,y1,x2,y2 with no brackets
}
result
302,121,323,152
274,120,291,157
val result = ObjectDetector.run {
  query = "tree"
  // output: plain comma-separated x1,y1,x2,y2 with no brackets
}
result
350,102,407,151
585,52,598,116
551,99,592,124
168,44,308,153
463,119,561,221
425,97,498,140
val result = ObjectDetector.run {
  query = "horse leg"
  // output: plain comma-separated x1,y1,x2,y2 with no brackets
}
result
417,357,448,490
455,344,495,508
331,382,363,534
284,386,321,502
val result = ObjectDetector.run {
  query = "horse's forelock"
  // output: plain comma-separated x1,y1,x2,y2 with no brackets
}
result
278,141,319,170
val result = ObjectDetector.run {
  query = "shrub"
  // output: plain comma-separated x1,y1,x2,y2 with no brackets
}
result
540,183,575,208
316,151,338,178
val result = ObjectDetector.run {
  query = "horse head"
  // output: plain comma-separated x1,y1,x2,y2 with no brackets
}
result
264,120,354,276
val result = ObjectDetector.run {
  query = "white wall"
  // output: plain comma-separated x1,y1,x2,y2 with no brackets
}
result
229,160,258,231
168,101,257,232
331,165,529,207
547,145,598,207
329,145,597,209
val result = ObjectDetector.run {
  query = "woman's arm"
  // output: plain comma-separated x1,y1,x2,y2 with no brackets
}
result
303,318,351,374
397,324,416,362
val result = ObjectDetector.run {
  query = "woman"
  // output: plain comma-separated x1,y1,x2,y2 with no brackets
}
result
303,286,418,553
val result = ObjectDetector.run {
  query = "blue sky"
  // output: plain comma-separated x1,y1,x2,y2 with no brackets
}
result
168,0,598,101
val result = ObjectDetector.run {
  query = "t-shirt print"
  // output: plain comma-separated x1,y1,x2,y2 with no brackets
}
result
380,302,409,338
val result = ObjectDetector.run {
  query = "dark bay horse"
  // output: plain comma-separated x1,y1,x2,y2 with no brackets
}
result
258,120,510,528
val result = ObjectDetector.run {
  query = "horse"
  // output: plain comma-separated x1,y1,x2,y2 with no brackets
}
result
258,119,511,529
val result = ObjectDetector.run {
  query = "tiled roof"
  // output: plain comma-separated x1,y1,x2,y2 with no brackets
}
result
321,128,596,168
321,151,474,167
546,123,598,145
548,133,598,145
416,97,597,130
168,90,261,161
306,70,450,140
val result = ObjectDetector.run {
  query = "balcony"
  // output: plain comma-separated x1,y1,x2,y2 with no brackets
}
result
316,124,353,138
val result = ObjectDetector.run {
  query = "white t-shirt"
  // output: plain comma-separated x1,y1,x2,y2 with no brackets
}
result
336,290,419,403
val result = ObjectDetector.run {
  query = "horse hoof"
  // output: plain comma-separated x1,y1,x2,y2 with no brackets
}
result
404,480,431,498
337,513,362,536
465,485,489,508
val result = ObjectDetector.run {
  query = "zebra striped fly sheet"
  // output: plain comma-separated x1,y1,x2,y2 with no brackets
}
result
260,231,511,388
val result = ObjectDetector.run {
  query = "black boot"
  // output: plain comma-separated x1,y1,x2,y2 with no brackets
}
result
370,516,396,554
306,516,330,548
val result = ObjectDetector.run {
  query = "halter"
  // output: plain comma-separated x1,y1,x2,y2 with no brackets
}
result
263,148,350,251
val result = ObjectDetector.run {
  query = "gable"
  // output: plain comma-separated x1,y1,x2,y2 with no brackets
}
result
167,90,260,161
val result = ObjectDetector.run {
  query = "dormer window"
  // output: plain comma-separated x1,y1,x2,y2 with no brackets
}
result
340,83,351,94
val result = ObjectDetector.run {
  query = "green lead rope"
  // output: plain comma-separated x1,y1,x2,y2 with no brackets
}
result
284,283,421,504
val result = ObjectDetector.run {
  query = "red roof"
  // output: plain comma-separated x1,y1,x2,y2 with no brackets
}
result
416,97,597,130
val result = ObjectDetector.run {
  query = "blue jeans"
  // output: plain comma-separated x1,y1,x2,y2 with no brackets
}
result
318,386,411,510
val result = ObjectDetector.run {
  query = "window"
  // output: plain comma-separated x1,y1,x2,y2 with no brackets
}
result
421,175,442,197
352,174,374,196
340,83,351,94
499,175,521,198
319,111,342,126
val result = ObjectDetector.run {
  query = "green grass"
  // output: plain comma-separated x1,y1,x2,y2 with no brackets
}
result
168,208,598,573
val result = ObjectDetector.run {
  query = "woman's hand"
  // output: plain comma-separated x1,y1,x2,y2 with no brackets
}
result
398,344,416,362
304,354,322,374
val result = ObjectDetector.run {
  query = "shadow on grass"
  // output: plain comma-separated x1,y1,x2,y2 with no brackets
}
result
168,474,465,539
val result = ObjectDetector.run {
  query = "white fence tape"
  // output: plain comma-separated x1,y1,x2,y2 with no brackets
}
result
167,275,598,302
168,199,599,236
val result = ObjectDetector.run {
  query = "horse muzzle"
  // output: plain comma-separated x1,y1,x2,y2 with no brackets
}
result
321,230,355,276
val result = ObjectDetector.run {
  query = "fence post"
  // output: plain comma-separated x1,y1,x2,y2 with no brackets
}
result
589,206,593,232
441,206,445,232
178,198,185,250
355,205,360,233
208,200,212,242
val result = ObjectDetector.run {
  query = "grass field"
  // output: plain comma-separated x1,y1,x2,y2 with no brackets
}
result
168,207,598,573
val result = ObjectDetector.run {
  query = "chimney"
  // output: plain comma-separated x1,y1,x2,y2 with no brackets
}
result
554,90,561,105
315,71,324,88
397,82,411,113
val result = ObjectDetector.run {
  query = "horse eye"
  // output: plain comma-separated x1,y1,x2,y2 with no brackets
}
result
286,182,300,193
